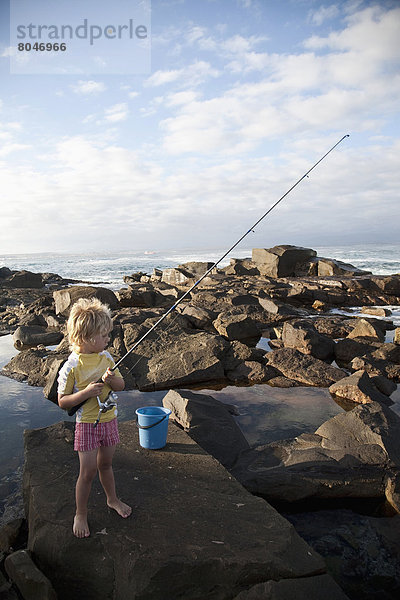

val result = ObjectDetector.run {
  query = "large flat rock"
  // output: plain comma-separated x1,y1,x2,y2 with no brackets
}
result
23,420,347,600
231,402,400,505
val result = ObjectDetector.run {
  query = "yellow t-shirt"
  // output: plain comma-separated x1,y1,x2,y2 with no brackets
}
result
57,351,121,423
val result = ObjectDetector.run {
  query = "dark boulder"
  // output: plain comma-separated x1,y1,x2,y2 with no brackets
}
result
0,266,13,279
369,374,397,396
123,272,148,284
213,310,260,342
371,342,400,365
181,304,216,329
257,294,301,316
53,286,119,316
122,328,230,391
334,337,380,368
226,360,277,384
347,318,386,342
1,270,44,289
222,340,266,370
252,245,316,278
281,319,335,361
1,348,50,386
265,348,347,387
4,550,57,600
18,313,48,328
178,261,214,278
316,257,371,277
223,258,259,276
329,370,393,405
0,518,25,553
118,286,175,308
371,275,400,296
161,267,193,285
313,316,355,339
12,326,63,350
351,356,400,382
163,389,249,469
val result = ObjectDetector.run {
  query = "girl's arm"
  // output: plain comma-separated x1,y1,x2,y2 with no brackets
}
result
58,381,105,410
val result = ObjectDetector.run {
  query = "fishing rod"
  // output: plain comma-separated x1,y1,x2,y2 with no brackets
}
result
68,134,349,418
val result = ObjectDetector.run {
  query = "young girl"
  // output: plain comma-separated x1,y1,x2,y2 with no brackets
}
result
58,297,131,538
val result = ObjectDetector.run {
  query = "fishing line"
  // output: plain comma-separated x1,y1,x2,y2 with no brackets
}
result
68,133,349,416
112,134,350,370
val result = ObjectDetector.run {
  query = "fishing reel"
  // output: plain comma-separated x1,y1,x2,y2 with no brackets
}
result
93,391,118,428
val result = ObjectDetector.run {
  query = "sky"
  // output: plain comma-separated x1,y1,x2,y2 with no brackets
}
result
0,0,399,255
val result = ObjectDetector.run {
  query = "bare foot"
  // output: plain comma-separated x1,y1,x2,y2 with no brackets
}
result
107,499,132,518
73,514,90,538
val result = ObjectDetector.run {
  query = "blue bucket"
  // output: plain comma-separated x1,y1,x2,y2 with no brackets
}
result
135,406,171,449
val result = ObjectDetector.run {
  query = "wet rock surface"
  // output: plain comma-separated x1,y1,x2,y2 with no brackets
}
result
20,420,340,600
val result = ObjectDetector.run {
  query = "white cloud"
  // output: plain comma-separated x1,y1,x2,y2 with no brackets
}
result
185,26,207,46
309,4,340,26
1,46,16,58
1,134,399,252
179,28,270,74
104,103,129,122
71,80,107,94
82,114,96,124
157,5,400,156
145,69,182,86
226,50,270,73
0,143,31,157
237,0,256,9
305,5,400,63
165,90,199,106
0,121,24,150
222,33,265,54
144,60,220,88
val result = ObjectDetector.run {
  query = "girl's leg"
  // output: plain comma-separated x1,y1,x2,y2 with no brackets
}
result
97,445,132,518
74,449,98,538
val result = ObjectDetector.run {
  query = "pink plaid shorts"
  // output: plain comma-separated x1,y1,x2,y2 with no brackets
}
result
74,419,120,452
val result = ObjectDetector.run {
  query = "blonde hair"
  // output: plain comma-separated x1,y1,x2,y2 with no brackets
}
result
67,297,112,351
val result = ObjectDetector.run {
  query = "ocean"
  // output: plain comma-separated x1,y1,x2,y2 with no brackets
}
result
0,243,399,524
1,243,399,290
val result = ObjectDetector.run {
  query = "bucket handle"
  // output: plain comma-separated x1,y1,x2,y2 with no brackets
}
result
136,414,167,430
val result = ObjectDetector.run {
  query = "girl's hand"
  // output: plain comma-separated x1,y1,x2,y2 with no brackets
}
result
102,368,125,391
85,381,104,397
102,368,115,385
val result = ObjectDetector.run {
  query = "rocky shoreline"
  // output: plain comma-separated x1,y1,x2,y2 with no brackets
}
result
1,244,400,599
1,245,399,396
